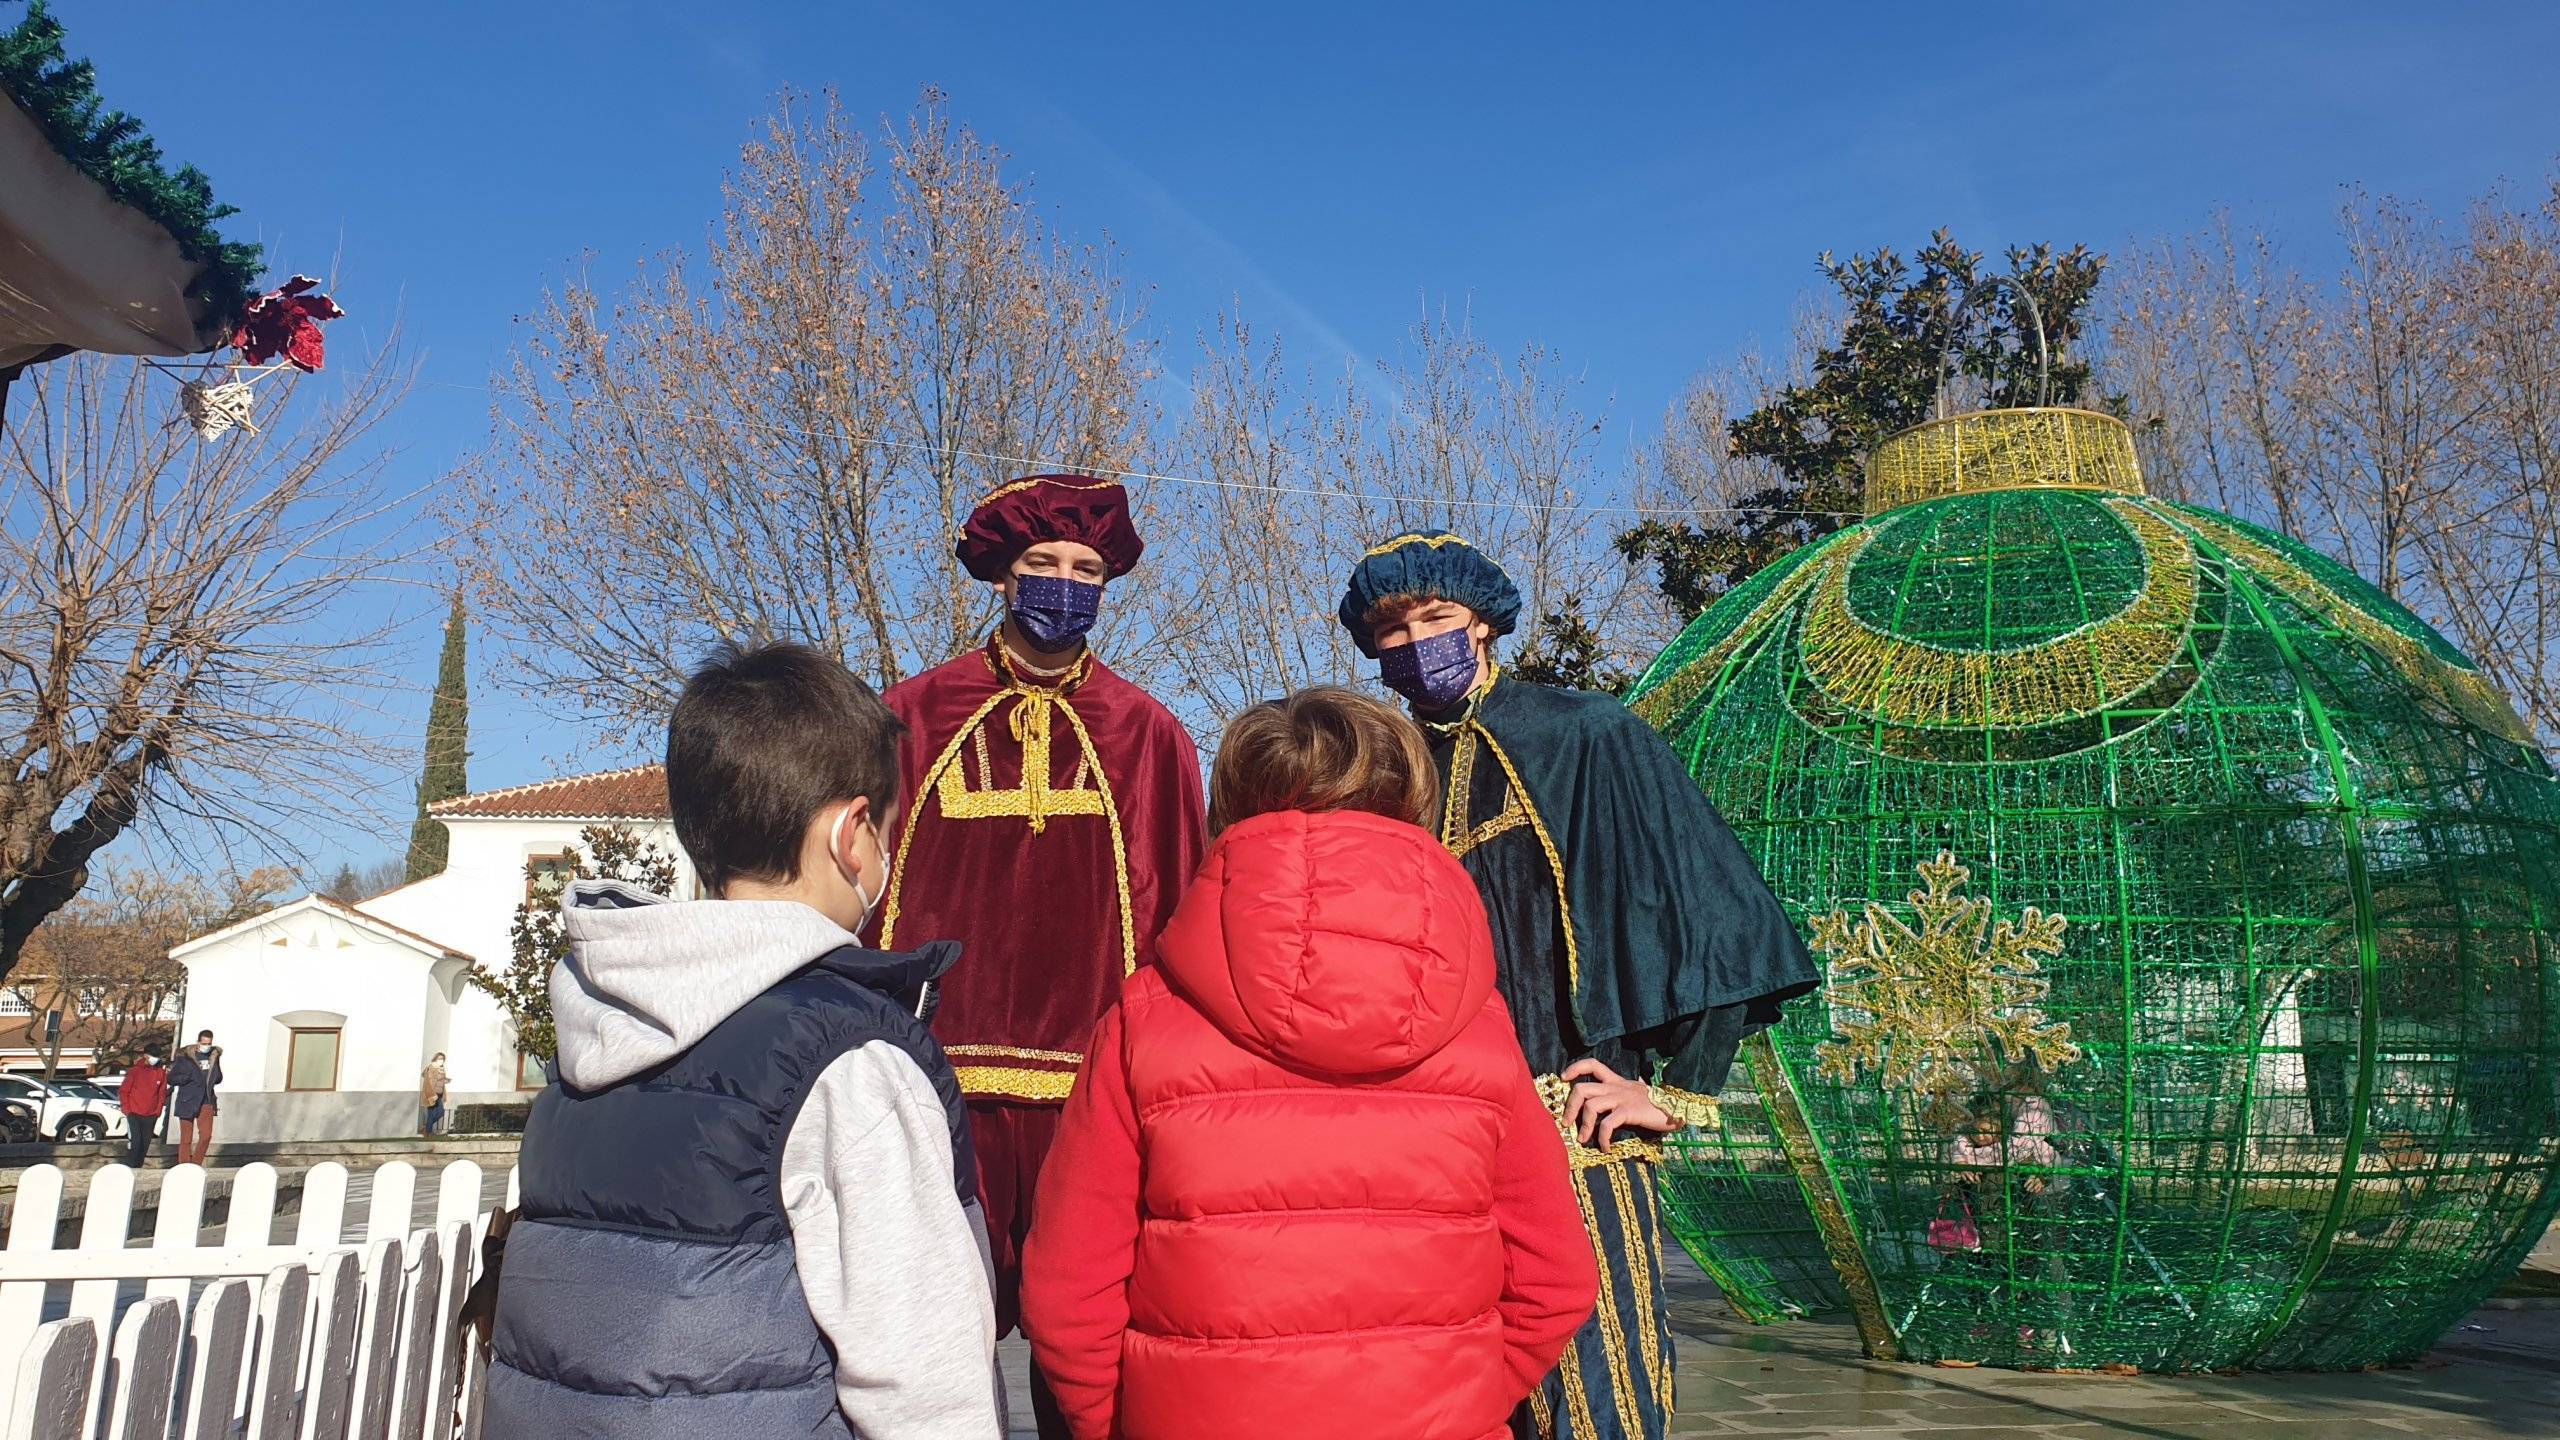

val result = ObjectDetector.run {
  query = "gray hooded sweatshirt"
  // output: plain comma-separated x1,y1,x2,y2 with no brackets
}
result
550,881,1002,1438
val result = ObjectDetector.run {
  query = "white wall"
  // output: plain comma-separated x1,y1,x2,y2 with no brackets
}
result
211,1090,420,1144
359,816,692,1093
178,908,446,1097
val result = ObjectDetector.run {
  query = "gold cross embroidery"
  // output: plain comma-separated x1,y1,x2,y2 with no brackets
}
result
879,640,1139,976
934,689,1105,829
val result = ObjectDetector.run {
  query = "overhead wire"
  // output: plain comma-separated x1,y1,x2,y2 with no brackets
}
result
410,376,1867,523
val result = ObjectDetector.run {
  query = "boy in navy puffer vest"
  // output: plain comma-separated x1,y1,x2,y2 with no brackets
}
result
486,641,1002,1439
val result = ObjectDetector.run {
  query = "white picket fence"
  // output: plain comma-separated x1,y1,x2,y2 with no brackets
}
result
0,1160,514,1440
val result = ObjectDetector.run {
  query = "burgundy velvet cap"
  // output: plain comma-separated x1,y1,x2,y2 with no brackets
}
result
955,473,1145,582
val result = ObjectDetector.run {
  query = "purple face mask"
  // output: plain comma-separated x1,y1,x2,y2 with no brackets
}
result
1378,625,1480,711
1010,574,1103,652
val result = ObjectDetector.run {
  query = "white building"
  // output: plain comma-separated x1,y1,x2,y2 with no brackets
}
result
173,766,689,1142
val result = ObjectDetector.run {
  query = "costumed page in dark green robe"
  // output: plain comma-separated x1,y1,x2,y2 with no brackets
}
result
1427,674,1818,1095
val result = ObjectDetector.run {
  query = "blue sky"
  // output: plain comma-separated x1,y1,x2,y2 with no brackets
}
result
53,1,2560,874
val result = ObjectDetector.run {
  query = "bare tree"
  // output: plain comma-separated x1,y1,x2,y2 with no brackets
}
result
2291,196,2485,602
1140,310,1384,727
2104,220,2320,530
320,855,409,902
10,864,291,1069
1369,310,1625,646
0,347,413,984
1143,303,1634,734
460,89,1154,743
2426,184,2560,739
1620,340,1803,646
2100,184,2560,747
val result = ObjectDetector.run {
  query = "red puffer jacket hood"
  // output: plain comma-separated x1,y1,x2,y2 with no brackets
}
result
1153,808,1495,1077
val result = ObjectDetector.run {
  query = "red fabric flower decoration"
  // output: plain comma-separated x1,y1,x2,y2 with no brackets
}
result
231,276,346,372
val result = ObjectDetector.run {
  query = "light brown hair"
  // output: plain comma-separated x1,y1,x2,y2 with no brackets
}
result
1360,592,1444,628
1210,687,1440,833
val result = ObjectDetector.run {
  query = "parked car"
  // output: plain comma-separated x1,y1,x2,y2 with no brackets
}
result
0,1072,128,1142
0,1095,38,1145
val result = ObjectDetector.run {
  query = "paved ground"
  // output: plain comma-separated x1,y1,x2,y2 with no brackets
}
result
998,1247,2560,1438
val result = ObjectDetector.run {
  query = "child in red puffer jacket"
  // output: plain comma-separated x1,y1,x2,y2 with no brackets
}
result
1022,687,1597,1440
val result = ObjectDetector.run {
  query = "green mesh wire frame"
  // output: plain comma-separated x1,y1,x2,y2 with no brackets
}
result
1626,411,2560,1372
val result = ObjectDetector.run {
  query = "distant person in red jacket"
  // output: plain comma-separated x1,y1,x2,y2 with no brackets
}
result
118,1045,169,1169
1022,688,1597,1440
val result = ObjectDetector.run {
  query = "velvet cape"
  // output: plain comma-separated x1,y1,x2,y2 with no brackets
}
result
875,641,1206,1103
1425,674,1818,1095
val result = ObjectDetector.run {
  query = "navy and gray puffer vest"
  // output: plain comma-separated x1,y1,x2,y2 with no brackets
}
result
486,941,974,1438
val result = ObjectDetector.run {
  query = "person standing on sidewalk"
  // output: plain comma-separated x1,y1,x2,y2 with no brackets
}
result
421,1052,451,1136
168,1029,224,1166
117,1044,169,1168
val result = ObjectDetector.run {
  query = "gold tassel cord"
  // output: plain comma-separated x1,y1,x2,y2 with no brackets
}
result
1569,1163,1649,1439
1052,700,1141,976
878,690,1014,949
1472,727,1583,994
1608,1161,1669,1407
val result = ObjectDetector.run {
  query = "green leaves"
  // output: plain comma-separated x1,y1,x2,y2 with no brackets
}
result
1622,232,2114,622
0,2,263,326
404,593,471,883
1509,597,1636,695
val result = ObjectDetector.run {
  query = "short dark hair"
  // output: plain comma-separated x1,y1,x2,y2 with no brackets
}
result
667,641,906,896
196,1030,212,1041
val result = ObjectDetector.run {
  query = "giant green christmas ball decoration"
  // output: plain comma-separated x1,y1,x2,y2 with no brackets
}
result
1627,406,2560,1372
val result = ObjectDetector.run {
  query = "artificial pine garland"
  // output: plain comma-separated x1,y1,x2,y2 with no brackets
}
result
0,1,263,336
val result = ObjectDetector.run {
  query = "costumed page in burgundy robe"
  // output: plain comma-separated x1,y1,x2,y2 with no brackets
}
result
876,641,1206,1102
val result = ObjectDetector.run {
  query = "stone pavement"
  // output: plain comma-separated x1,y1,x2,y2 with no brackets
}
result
999,1248,2560,1438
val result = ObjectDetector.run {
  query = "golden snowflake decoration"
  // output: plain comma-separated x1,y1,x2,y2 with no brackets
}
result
1811,851,2079,1100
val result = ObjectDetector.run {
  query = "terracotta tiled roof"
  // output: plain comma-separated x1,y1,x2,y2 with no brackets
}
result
427,764,669,821
1,1011,128,1053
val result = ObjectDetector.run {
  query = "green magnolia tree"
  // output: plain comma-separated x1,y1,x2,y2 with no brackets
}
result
1508,598,1636,695
1619,233,2111,621
468,825,677,1073
403,592,470,883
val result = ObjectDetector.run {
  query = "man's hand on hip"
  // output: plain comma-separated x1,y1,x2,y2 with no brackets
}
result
1560,1059,1673,1147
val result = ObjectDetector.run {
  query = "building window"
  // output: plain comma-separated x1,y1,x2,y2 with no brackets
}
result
516,1051,549,1090
524,852,579,902
285,1027,342,1091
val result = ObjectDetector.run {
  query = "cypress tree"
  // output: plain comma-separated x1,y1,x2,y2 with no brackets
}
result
403,591,470,882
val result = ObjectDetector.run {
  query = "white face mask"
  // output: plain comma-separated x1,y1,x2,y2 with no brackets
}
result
830,803,889,932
